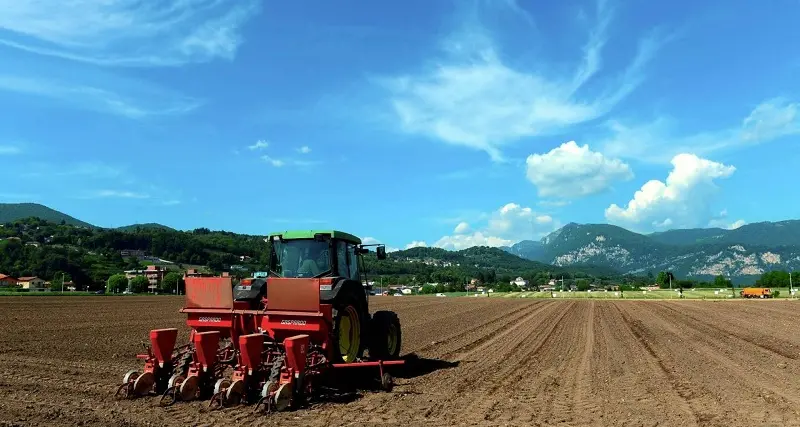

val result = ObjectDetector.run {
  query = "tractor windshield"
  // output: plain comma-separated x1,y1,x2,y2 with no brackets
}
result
270,238,332,278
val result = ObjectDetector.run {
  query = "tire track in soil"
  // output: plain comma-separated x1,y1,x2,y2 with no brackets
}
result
439,300,555,361
663,301,800,360
613,302,707,426
414,301,568,424
517,301,596,426
647,302,800,413
439,301,579,425
413,300,548,357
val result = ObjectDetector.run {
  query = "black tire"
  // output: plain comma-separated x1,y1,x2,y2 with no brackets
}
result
331,293,366,363
368,311,402,361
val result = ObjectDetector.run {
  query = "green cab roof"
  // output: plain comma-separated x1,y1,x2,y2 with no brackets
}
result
268,230,362,244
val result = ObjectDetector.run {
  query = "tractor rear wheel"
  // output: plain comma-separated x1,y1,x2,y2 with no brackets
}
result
368,311,402,360
331,296,365,363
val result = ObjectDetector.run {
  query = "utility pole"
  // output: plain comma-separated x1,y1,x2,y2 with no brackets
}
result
60,272,65,293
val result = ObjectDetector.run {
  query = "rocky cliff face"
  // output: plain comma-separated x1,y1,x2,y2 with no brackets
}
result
504,221,800,282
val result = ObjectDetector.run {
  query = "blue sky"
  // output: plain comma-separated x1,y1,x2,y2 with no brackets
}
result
1,0,799,251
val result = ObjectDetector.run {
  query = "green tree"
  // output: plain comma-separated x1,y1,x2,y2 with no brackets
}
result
125,257,142,271
713,274,731,289
575,279,590,291
161,272,184,294
107,274,128,293
129,276,150,293
51,271,71,291
656,271,668,287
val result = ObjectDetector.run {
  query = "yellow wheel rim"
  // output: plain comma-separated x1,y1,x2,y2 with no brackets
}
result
338,306,360,362
387,324,398,356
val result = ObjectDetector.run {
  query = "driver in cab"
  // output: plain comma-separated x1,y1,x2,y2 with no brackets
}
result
297,245,328,277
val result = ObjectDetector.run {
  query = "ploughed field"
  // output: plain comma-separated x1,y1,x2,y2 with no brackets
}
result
2,297,800,426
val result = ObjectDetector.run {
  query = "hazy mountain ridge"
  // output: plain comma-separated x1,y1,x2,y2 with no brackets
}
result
0,203,93,228
505,221,800,281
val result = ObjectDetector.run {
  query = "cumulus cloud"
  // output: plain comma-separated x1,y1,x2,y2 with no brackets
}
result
605,154,736,231
602,98,800,163
0,0,261,66
707,209,746,230
405,241,428,249
434,202,560,250
453,221,471,234
378,0,661,161
298,146,311,154
526,141,633,198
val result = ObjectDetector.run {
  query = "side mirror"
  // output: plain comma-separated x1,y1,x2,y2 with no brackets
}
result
376,245,387,260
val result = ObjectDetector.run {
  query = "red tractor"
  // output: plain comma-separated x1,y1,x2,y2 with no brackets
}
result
116,230,403,412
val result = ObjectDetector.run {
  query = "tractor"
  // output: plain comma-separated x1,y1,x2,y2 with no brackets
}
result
116,230,403,412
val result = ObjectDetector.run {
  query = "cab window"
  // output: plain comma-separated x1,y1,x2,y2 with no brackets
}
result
347,243,360,281
336,240,349,278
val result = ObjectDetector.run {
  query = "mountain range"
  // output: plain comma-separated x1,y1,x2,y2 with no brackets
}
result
2,203,798,283
502,222,800,283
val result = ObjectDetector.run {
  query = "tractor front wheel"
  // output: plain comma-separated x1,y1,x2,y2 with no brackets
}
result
368,311,402,360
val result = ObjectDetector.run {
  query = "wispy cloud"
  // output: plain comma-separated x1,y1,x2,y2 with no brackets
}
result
0,1,261,67
21,161,123,179
0,145,21,155
0,192,39,200
248,140,269,150
80,189,150,199
602,98,800,163
377,0,664,161
261,155,321,168
297,146,311,154
162,200,181,206
0,73,201,118
271,218,327,224
537,200,571,208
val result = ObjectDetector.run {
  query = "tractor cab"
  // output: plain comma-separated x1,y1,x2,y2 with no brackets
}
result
266,230,386,281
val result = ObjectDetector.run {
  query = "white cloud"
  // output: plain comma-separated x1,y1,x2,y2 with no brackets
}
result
602,98,800,163
526,141,633,198
260,154,321,168
0,0,261,67
298,146,311,154
379,0,660,161
248,140,269,150
434,202,560,250
85,189,150,199
605,154,735,231
262,155,284,167
434,232,513,251
404,241,428,249
741,98,799,142
454,221,471,234
0,145,21,155
0,74,200,118
707,209,746,230
538,199,571,208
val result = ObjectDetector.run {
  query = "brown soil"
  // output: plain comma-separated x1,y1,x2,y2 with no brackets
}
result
2,297,800,426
